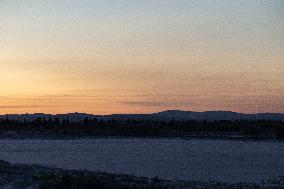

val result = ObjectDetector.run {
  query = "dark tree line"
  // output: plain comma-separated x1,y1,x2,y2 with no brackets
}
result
0,117,284,139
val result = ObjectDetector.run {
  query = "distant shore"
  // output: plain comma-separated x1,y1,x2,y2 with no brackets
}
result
0,160,283,189
1,118,283,141
0,133,284,142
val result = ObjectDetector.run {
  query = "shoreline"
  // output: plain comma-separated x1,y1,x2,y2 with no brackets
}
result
0,133,284,142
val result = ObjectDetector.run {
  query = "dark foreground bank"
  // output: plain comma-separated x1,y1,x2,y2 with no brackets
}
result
0,160,283,189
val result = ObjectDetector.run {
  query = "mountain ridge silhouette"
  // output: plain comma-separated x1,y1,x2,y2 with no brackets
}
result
1,110,284,122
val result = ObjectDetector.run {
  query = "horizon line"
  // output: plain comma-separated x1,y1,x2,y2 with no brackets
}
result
1,109,284,116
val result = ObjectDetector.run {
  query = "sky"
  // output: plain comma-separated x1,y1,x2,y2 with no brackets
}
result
0,0,283,114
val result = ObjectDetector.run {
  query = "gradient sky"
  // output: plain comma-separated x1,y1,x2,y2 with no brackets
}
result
0,0,283,114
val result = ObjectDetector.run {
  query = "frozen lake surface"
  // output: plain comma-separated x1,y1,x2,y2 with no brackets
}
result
0,138,283,183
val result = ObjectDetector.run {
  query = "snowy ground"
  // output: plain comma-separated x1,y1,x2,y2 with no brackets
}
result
0,138,283,183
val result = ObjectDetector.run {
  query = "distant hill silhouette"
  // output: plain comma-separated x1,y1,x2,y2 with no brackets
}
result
151,110,284,121
1,110,284,122
1,110,284,139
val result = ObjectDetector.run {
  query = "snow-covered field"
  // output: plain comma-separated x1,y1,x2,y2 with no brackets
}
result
0,138,283,183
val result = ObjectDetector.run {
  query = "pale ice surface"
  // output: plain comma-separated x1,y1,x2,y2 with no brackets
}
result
0,138,283,183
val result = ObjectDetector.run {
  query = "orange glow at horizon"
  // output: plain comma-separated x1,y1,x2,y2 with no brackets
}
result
0,0,283,114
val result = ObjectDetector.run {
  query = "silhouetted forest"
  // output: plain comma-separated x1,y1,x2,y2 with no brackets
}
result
0,117,284,139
